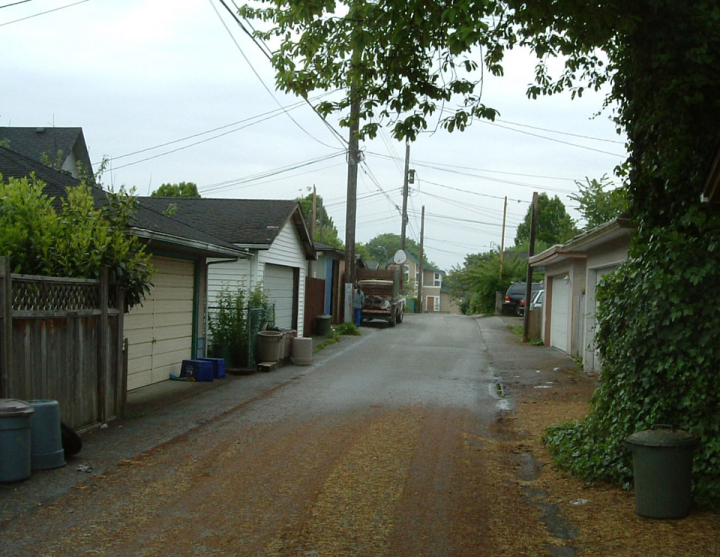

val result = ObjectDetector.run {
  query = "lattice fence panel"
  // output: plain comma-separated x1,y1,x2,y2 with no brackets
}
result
12,277,100,311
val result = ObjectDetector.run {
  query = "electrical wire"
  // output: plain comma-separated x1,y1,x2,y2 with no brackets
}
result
108,111,308,171
0,0,87,27
0,0,32,9
102,96,324,165
215,0,349,149
208,0,343,150
199,151,346,194
494,117,625,145
480,120,625,158
365,150,579,184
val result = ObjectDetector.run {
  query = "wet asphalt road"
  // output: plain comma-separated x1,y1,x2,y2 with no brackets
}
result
2,314,503,556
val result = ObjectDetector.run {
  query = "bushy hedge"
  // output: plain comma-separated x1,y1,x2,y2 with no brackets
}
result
545,207,720,506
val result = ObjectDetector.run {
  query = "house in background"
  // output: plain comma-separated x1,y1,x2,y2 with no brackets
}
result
140,198,315,337
0,146,246,392
0,127,92,180
528,217,635,373
400,253,460,314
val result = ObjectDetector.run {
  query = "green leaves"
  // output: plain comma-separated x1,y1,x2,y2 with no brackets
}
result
546,206,720,507
0,175,154,308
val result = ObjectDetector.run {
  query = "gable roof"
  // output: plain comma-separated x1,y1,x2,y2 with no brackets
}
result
0,146,243,258
139,197,316,258
0,127,92,179
529,217,635,268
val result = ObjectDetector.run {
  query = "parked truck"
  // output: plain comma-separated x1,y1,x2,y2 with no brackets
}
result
357,266,406,327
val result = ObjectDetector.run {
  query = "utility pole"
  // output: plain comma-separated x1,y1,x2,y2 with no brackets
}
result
417,205,425,313
318,195,324,244
499,196,507,280
311,185,317,240
400,140,410,251
344,85,360,323
522,192,539,343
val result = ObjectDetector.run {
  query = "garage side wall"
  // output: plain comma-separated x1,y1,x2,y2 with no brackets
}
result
583,238,630,373
258,223,307,336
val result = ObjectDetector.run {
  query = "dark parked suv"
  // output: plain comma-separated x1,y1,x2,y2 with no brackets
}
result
503,282,543,316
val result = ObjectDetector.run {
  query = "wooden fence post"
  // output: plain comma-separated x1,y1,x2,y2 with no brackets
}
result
0,257,12,398
116,286,126,418
99,267,109,424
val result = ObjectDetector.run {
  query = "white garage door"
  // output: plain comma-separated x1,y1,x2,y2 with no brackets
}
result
124,257,195,390
264,264,296,329
550,275,570,352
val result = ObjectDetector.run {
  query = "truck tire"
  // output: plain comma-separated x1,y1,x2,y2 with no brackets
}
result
396,311,403,324
388,315,396,327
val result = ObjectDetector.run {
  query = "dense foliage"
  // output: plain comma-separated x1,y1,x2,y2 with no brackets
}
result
0,175,153,308
208,285,270,368
514,193,577,250
569,175,627,231
512,1,720,505
297,192,343,249
238,0,508,140
150,182,201,198
446,250,527,315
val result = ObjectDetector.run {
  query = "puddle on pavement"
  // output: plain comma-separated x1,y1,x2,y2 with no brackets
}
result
518,451,579,555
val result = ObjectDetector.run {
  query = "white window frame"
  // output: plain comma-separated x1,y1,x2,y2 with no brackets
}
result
433,272,442,287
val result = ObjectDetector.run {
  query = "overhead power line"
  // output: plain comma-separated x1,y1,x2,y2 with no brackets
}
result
208,0,344,150
493,117,625,145
0,1,32,10
481,120,625,158
213,0,348,149
200,151,346,194
0,0,87,27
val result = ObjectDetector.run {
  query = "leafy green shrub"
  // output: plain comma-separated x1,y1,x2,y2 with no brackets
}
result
545,208,720,506
334,322,361,336
208,285,269,367
0,175,153,307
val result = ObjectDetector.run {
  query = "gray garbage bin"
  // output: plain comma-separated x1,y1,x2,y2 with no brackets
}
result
0,399,34,483
257,330,283,362
625,425,698,519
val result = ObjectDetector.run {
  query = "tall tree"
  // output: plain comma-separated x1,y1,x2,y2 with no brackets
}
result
364,233,435,268
514,193,576,249
570,175,628,231
238,0,507,141
297,192,343,249
151,182,201,198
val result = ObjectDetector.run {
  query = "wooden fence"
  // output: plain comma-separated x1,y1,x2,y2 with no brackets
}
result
0,257,125,431
304,277,326,336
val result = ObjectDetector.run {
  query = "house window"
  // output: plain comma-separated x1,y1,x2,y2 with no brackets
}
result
434,272,442,287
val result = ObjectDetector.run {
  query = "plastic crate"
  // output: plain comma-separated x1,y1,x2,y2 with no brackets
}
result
180,359,214,382
199,358,226,379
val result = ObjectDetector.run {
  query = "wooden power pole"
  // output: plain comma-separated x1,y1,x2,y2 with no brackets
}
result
522,192,539,343
344,86,361,322
417,205,425,313
400,140,410,251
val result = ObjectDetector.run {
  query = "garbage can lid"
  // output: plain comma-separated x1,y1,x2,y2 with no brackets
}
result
258,330,282,337
0,399,35,417
626,425,698,448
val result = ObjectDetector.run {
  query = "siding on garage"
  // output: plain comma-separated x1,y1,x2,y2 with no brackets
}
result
264,263,296,328
258,223,307,336
207,258,251,309
125,256,196,390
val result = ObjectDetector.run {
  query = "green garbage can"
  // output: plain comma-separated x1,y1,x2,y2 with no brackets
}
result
625,425,698,519
315,315,332,337
0,399,35,483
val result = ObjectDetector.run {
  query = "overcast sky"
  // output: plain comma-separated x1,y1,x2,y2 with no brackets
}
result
2,0,627,270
